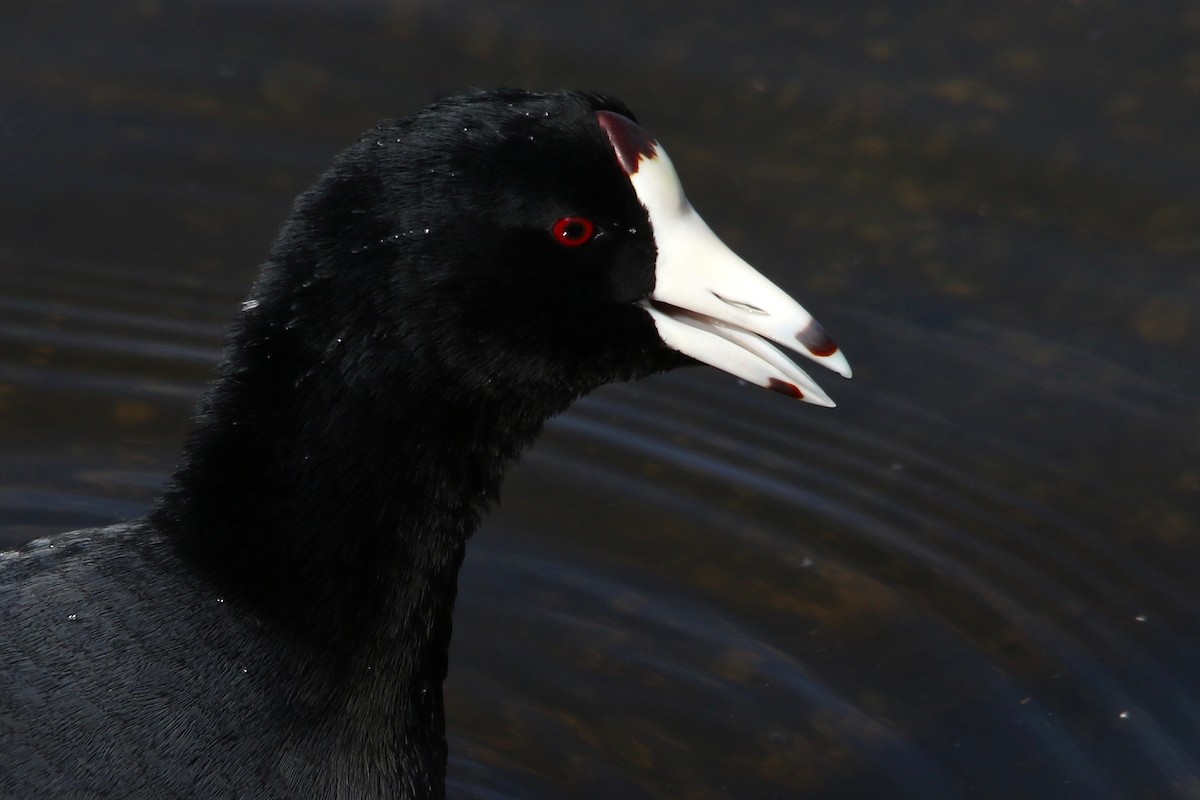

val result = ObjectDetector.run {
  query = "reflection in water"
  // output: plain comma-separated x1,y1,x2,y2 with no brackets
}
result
1,1,1198,798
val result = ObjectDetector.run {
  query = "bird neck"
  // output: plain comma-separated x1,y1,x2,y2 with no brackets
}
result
151,316,565,780
156,336,555,632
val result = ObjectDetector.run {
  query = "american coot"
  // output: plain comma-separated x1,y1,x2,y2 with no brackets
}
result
0,90,849,799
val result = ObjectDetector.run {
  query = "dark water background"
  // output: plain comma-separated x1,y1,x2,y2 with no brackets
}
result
2,2,1199,797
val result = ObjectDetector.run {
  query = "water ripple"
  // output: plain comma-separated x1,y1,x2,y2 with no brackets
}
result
446,308,1200,796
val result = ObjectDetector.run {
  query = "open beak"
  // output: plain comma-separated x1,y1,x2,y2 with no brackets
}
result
598,111,851,406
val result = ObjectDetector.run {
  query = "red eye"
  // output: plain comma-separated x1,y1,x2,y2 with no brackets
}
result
551,216,597,247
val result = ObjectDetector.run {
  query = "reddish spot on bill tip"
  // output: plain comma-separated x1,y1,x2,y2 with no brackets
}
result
768,379,804,399
797,321,839,358
596,110,658,176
